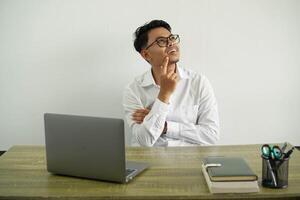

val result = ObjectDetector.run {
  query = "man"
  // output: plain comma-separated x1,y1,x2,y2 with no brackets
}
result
123,20,219,147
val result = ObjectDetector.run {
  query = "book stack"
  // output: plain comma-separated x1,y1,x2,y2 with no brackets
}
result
202,156,259,193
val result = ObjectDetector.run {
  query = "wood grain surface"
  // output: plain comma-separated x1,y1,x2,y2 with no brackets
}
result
0,144,299,200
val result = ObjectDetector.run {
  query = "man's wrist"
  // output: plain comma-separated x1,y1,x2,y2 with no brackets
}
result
158,91,171,104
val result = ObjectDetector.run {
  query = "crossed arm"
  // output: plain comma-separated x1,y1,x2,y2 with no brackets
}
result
123,57,219,146
123,79,220,146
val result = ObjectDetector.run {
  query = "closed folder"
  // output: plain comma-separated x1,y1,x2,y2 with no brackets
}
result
202,156,258,182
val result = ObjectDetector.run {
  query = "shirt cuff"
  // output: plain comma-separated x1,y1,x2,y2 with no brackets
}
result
166,121,180,139
151,98,170,115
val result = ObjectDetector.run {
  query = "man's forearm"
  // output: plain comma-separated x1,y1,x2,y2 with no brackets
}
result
165,120,219,145
130,98,170,146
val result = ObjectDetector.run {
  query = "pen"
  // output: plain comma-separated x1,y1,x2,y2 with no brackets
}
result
281,142,288,153
284,147,295,159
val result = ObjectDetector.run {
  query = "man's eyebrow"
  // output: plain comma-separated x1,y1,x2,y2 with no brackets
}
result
154,34,172,40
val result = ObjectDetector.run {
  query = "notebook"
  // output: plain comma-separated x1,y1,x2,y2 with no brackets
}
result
201,163,259,193
202,156,258,181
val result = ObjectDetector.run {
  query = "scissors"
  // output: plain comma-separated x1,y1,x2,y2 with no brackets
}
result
261,144,283,160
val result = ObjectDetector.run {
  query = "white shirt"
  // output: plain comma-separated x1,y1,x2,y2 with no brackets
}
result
122,66,220,147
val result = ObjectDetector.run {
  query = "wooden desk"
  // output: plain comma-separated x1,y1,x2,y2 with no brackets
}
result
0,144,299,199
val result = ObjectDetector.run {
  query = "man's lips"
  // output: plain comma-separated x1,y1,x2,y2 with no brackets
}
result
167,48,177,54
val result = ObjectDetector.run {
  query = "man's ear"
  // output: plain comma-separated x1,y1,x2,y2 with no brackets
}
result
140,49,150,63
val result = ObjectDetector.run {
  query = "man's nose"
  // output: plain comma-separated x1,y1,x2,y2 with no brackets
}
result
167,39,174,47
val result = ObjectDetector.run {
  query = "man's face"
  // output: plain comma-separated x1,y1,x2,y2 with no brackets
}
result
142,27,180,68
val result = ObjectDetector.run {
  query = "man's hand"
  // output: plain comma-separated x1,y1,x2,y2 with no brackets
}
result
158,56,178,103
132,108,150,124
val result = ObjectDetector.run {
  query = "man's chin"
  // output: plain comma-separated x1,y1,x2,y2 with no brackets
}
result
169,58,179,65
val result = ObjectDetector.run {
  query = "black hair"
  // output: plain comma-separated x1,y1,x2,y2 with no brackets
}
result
133,20,171,53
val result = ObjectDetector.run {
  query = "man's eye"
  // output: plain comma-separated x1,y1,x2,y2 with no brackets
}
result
170,35,176,41
157,39,167,44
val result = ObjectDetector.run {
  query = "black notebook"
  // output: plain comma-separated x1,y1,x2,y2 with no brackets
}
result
202,156,258,182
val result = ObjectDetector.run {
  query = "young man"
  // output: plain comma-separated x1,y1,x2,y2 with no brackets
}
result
123,20,220,147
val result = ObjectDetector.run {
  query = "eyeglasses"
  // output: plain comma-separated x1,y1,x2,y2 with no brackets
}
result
145,34,180,50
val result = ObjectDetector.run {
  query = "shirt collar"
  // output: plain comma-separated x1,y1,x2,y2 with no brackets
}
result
177,66,189,80
140,70,156,87
140,65,189,87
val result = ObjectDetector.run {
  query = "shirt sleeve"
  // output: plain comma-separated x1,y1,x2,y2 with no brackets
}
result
165,76,220,145
122,86,170,147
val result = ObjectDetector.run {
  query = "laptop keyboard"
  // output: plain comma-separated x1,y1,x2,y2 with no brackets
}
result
126,168,136,176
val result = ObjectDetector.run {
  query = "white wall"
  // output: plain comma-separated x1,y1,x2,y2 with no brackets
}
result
1,0,299,150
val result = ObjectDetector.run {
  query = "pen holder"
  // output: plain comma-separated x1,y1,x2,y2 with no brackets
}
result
262,156,289,188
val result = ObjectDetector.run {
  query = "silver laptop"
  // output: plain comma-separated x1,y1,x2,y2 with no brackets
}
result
44,113,148,183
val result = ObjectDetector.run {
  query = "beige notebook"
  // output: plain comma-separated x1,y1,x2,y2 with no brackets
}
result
201,164,259,193
202,156,259,193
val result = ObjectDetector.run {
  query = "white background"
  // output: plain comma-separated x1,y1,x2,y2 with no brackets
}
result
1,0,299,150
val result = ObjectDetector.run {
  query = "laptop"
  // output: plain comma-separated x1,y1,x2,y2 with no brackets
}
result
44,113,148,183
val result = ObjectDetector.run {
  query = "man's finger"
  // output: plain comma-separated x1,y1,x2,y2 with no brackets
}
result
132,116,144,124
135,109,146,112
143,109,150,114
133,110,148,116
170,73,177,80
132,112,146,117
135,108,149,114
136,108,149,112
167,70,175,78
132,116,143,121
161,56,169,75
